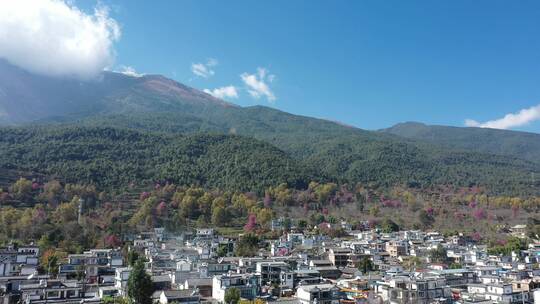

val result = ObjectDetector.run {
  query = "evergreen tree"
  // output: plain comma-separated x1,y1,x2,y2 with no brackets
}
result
224,287,241,304
357,256,374,274
127,259,154,304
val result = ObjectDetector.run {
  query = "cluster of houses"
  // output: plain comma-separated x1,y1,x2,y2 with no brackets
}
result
0,222,539,303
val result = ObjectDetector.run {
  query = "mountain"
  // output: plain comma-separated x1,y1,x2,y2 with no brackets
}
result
0,59,234,125
1,60,539,195
382,122,540,163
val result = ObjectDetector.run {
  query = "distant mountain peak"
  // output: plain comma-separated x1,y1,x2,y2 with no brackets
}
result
0,60,237,124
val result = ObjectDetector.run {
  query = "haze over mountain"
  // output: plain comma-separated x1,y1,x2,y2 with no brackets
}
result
1,60,539,195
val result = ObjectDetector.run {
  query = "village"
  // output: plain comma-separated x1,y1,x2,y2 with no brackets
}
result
0,219,539,304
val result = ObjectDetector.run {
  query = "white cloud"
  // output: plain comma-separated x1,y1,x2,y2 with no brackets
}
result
191,58,218,78
203,86,238,99
0,0,120,79
240,67,276,102
118,66,143,77
465,104,540,129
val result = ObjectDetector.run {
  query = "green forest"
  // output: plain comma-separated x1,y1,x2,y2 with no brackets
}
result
1,124,539,195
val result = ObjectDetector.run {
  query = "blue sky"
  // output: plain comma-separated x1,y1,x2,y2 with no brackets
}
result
77,1,540,132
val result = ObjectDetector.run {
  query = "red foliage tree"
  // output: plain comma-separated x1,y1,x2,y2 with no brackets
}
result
104,234,122,248
156,201,167,216
472,208,487,220
244,213,257,232
139,192,150,201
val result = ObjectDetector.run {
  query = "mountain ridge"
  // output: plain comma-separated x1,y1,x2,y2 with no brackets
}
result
382,121,540,163
1,61,540,195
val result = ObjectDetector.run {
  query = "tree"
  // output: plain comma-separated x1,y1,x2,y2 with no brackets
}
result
472,208,487,220
403,256,423,271
257,208,273,228
357,256,374,274
180,194,200,219
41,249,62,276
429,245,448,264
282,218,292,232
41,180,63,205
244,213,257,232
156,201,167,217
217,244,228,257
103,296,129,304
369,205,380,217
235,234,259,257
355,191,366,211
104,234,122,248
224,287,241,304
418,210,434,228
380,218,399,233
127,250,140,267
212,206,228,226
487,237,527,255
10,178,33,201
127,259,154,304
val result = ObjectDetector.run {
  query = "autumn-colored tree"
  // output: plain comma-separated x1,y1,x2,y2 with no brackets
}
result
472,208,487,220
41,180,63,205
180,194,199,219
211,206,228,226
52,200,78,224
41,249,65,276
156,201,167,217
10,178,33,201
244,213,257,232
104,234,122,248
256,208,273,228
272,183,293,206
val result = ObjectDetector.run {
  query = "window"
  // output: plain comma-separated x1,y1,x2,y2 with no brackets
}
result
47,291,60,298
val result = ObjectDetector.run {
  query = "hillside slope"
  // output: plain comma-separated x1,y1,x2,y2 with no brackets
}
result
0,59,234,124
382,122,540,163
1,61,540,195
0,126,310,191
1,124,539,195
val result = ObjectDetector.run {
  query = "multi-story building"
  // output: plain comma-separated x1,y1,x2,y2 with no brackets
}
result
59,249,122,283
256,261,294,289
19,279,101,303
212,273,260,302
385,240,408,257
296,283,340,304
328,248,351,268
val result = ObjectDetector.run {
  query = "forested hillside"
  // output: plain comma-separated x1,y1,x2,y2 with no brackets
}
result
0,127,310,191
78,112,540,195
0,125,539,195
383,122,540,163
